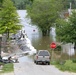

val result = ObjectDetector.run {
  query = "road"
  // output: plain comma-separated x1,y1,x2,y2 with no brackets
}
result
14,56,76,75
1,56,75,75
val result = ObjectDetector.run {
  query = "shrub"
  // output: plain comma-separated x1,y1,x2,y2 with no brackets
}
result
55,45,62,51
57,60,76,72
72,59,76,63
51,60,60,65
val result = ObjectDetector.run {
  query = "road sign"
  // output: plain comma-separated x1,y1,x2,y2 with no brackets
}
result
50,42,56,49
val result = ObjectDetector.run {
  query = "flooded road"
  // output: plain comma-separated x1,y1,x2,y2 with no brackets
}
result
17,10,55,50
17,10,76,60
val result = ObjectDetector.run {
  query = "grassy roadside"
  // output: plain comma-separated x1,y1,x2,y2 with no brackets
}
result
0,63,14,73
51,60,76,73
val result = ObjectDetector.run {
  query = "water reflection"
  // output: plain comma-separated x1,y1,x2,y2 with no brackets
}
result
31,35,52,50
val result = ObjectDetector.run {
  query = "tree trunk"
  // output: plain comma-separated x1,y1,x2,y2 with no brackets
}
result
47,29,50,36
7,29,9,39
42,30,47,36
42,29,50,36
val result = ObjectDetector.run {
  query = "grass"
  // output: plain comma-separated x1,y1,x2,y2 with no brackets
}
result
0,63,14,73
51,60,76,73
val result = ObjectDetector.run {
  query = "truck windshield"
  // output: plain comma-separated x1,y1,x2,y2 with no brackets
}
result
38,51,49,56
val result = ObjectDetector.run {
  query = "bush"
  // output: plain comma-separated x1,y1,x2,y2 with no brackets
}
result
56,60,76,72
55,45,62,51
72,59,76,63
59,60,66,65
51,60,66,65
51,60,60,65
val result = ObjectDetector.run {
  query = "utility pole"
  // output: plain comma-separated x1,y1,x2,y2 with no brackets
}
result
68,2,72,15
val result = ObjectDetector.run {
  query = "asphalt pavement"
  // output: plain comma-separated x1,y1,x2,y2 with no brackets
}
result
14,61,76,75
1,57,76,75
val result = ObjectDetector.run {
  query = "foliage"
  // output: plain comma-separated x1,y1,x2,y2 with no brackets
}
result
0,0,3,10
51,60,76,72
12,0,33,9
0,0,22,35
26,0,63,36
54,45,62,51
69,11,76,43
56,60,76,72
56,19,70,42
56,11,76,44
0,0,3,4
50,60,60,65
11,0,76,9
1,0,76,10
1,63,14,73
62,0,76,9
72,59,76,63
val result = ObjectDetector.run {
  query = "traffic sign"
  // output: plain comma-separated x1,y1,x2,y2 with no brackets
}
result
50,42,56,49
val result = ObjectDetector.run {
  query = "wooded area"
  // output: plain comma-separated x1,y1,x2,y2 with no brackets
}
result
12,0,76,9
1,0,76,9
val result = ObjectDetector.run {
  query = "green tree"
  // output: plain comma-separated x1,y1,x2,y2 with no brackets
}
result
0,0,3,10
56,11,76,48
62,0,76,9
11,0,76,9
0,0,22,39
0,0,3,3
26,0,63,36
56,18,70,42
12,0,33,9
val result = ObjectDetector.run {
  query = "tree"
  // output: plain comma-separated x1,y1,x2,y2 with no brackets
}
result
0,0,3,3
56,18,70,42
0,0,3,9
56,11,76,48
26,0,63,36
62,0,76,9
11,0,33,9
0,0,22,39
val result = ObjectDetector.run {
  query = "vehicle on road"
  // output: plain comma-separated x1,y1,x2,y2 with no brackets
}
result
34,50,51,65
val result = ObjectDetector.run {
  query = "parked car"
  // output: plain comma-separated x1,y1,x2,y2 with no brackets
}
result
34,50,51,65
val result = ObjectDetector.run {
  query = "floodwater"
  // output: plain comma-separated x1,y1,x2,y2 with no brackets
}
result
17,10,76,61
17,10,56,50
